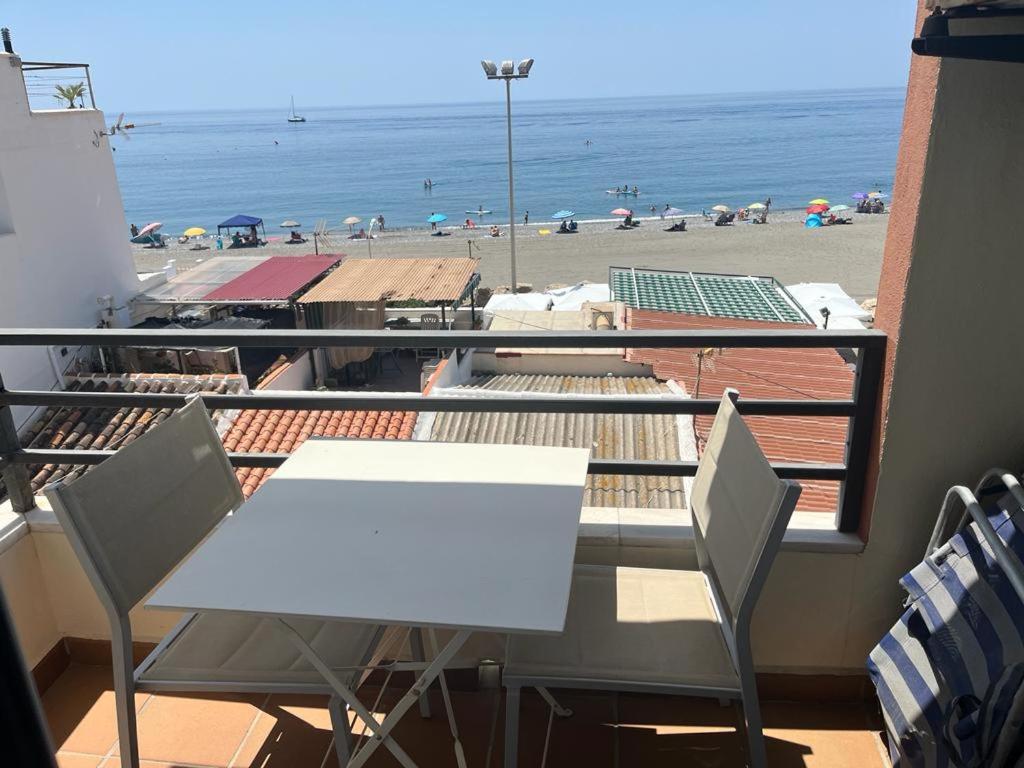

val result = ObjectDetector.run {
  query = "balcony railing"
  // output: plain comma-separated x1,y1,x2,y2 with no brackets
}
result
19,61,96,110
0,327,885,532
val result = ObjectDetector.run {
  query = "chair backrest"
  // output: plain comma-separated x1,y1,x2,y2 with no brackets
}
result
420,313,441,329
45,397,243,619
688,391,801,628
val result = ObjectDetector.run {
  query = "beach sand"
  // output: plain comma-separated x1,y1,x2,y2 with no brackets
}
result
133,211,889,301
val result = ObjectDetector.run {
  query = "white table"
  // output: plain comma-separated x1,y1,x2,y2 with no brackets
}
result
148,438,590,767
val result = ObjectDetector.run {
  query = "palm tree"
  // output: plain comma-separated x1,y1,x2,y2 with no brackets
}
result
53,82,86,109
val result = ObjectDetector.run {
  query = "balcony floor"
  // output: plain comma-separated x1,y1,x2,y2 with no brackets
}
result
44,663,889,767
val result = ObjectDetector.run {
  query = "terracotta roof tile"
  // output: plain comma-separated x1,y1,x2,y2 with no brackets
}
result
19,374,245,493
625,308,855,513
225,406,416,498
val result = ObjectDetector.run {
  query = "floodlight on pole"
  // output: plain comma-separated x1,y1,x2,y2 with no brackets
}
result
480,56,533,292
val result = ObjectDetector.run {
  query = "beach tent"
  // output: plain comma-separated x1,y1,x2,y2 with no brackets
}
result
805,214,823,228
218,214,266,237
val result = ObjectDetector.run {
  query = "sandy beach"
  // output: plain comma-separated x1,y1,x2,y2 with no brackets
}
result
133,210,889,301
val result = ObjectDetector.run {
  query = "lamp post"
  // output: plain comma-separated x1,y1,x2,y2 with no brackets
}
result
481,58,533,293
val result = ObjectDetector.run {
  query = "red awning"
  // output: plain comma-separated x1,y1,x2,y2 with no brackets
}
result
202,255,343,302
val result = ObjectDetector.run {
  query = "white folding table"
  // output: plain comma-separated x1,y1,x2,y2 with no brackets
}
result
148,438,590,768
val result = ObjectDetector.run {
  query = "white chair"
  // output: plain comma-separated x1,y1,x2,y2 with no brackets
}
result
45,398,390,768
502,390,802,768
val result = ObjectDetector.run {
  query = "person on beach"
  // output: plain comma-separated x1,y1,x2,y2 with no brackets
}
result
130,223,139,237
430,213,437,232
523,211,529,225
378,214,385,231
650,204,657,216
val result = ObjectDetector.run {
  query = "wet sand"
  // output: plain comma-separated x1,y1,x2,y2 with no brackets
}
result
133,211,889,301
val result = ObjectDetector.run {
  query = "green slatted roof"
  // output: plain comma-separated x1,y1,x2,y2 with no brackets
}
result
609,267,812,324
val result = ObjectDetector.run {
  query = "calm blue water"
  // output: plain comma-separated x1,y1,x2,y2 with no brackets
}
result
109,88,905,235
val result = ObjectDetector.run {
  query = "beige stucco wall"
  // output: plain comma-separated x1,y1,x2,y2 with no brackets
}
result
0,528,60,667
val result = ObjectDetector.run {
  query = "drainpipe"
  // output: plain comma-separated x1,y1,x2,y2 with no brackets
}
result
1,28,13,54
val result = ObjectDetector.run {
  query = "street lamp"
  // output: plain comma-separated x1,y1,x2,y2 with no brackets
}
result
481,57,533,292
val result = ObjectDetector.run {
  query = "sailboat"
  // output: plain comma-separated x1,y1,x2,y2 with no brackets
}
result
287,96,306,123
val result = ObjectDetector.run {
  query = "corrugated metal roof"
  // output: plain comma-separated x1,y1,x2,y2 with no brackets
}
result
297,258,480,303
430,374,685,509
625,308,854,513
610,266,811,323
202,255,343,302
143,256,270,302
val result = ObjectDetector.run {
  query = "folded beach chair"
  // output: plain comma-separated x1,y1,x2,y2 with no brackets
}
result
868,476,1024,767
45,398,400,768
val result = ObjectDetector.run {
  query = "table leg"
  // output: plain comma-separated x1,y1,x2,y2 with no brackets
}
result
275,619,471,768
409,628,432,718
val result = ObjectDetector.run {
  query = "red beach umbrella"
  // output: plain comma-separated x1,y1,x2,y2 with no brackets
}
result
806,204,830,214
611,208,632,216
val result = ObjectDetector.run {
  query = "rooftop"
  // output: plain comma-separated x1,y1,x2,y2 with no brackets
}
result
625,309,855,512
609,266,812,324
297,258,480,304
19,373,245,493
142,256,271,303
202,254,344,302
429,374,685,509
222,407,417,498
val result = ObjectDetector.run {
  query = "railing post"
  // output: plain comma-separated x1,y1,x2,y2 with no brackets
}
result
0,371,34,513
836,343,885,533
84,65,95,109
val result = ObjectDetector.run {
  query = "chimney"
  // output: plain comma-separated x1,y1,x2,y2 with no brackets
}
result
1,28,12,54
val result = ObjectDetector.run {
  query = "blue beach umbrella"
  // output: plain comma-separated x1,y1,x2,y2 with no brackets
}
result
852,192,869,200
552,210,575,219
427,213,448,223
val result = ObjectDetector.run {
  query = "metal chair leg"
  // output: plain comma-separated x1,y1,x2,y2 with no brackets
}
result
111,623,140,768
409,628,432,718
739,675,768,768
504,686,521,768
328,695,353,767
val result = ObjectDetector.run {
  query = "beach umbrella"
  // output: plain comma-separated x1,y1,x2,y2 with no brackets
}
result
807,204,830,214
280,220,300,228
711,205,731,213
747,203,766,211
610,208,632,216
663,207,685,217
552,210,575,219
427,213,448,223
809,198,830,205
829,204,850,212
868,191,887,199
343,215,362,234
183,227,206,237
852,192,869,200
138,222,162,236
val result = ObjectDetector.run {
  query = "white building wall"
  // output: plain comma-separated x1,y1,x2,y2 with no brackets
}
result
0,51,140,429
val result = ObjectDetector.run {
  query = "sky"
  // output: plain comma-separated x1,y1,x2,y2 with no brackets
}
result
3,1,918,112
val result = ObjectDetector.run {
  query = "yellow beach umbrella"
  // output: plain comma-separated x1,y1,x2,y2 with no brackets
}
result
809,198,829,205
748,203,766,210
183,227,206,237
711,204,731,213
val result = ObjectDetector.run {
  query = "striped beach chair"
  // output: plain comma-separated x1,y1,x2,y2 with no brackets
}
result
869,474,1024,767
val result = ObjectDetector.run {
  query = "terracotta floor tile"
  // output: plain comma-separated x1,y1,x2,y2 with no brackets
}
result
42,664,150,756
233,694,335,768
56,754,103,768
113,691,267,767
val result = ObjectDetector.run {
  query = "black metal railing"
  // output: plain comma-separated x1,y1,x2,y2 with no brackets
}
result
19,61,96,110
0,327,886,532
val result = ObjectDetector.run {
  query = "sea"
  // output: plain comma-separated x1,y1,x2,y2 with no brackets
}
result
109,88,905,235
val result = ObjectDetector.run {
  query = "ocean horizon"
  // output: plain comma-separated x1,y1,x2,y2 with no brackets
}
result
109,87,905,236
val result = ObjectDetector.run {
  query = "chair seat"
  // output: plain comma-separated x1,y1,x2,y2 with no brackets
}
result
504,565,740,691
139,612,389,690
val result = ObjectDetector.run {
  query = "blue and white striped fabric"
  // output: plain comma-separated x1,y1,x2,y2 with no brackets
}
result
868,491,1024,767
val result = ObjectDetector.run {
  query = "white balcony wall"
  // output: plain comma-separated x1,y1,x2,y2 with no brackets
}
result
0,52,140,428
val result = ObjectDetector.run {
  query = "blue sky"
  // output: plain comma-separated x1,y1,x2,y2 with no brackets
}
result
4,1,918,111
